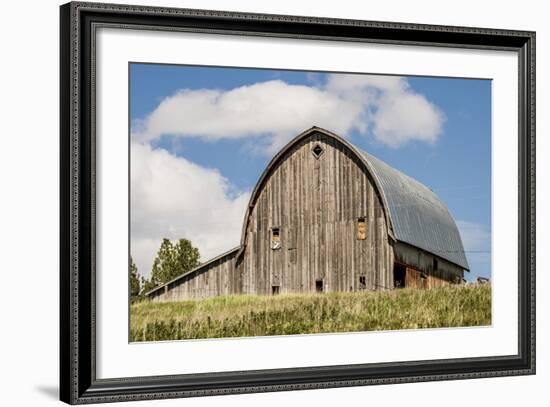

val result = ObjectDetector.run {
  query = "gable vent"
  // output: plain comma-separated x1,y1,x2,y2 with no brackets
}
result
312,144,324,159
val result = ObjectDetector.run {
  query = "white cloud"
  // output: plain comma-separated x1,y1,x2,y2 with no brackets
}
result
371,87,445,147
326,75,445,147
133,74,445,152
131,142,250,278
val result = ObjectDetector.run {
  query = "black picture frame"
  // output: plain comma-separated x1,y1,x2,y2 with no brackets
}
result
60,1,536,404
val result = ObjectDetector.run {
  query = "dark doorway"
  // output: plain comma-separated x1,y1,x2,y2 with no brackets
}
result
393,263,406,288
272,285,280,295
315,279,323,293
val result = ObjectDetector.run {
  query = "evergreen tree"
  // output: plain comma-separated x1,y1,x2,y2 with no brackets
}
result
150,238,201,286
174,238,200,277
140,275,157,297
129,257,141,303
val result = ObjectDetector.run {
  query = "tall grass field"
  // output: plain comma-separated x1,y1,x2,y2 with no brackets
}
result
130,285,491,341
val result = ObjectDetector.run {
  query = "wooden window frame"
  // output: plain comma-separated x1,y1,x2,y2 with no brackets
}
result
357,217,367,240
271,226,281,250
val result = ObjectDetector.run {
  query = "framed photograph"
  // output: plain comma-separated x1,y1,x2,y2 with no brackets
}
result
60,1,535,404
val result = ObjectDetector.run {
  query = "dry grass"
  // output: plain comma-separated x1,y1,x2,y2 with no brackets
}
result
130,284,491,341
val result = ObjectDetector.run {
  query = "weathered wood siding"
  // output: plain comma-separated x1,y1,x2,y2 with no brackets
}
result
238,132,394,295
395,242,464,289
150,249,239,302
147,130,466,302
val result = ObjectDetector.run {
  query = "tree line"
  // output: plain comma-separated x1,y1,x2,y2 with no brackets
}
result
130,238,200,303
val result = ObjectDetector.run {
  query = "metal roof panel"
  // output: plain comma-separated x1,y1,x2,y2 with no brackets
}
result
360,150,469,270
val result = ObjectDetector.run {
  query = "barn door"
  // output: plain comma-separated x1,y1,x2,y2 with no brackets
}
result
405,267,422,289
393,263,406,288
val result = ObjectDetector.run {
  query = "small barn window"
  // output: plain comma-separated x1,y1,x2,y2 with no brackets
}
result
357,217,367,240
312,144,324,159
315,279,324,292
433,258,439,271
271,227,281,250
272,285,280,295
359,276,366,290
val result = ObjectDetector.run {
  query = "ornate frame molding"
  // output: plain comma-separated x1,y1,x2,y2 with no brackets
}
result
60,2,535,404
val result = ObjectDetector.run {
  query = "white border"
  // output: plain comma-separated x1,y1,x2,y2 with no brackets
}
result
96,28,518,379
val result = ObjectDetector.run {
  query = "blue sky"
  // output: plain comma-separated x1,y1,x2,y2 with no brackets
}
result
130,63,491,282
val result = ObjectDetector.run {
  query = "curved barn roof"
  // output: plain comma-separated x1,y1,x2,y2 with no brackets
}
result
238,127,468,270
147,127,469,298
360,150,469,270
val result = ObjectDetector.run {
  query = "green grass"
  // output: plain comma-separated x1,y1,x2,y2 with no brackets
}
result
130,285,491,341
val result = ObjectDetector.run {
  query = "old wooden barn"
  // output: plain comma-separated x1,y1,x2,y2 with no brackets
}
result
147,127,469,302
